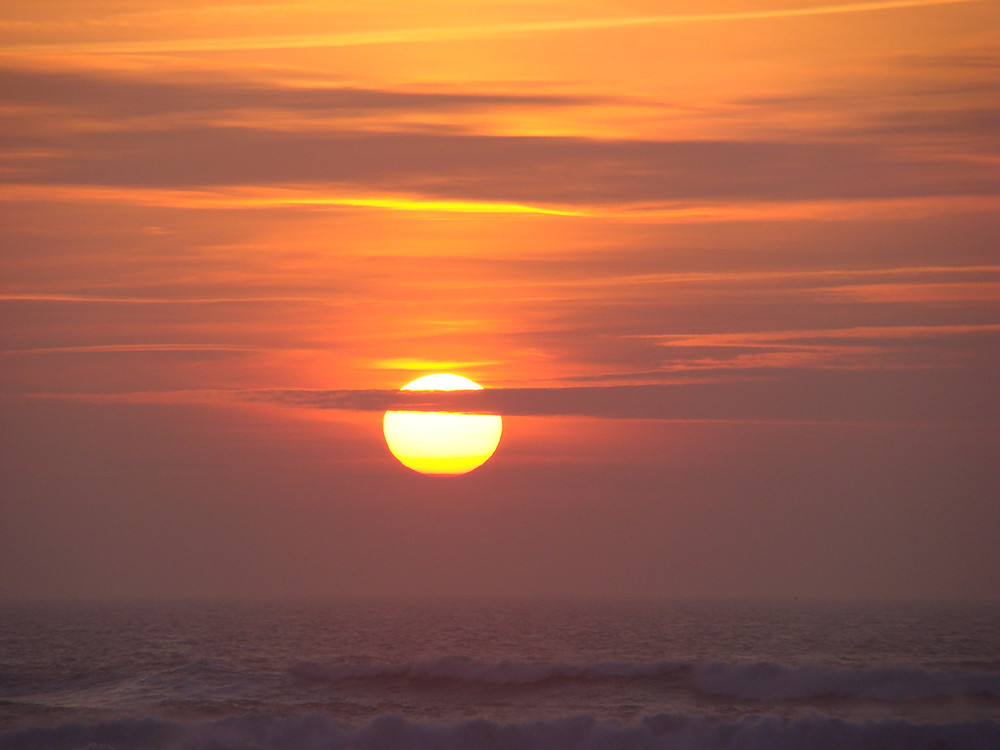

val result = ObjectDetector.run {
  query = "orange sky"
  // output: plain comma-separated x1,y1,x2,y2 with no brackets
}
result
1,0,997,600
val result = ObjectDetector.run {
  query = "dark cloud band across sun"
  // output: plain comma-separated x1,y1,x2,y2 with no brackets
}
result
248,369,997,423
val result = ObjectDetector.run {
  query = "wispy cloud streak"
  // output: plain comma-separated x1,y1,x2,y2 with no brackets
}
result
1,344,263,355
2,0,982,55
246,367,998,422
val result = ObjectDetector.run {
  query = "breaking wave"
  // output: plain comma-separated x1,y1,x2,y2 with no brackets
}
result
291,657,1000,702
2,713,998,750
692,661,1000,701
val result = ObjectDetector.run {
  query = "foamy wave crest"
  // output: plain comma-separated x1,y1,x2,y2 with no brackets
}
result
694,661,1000,701
291,657,1000,702
2,713,999,750
292,656,685,685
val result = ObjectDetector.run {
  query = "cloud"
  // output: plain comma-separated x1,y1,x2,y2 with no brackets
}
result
247,365,998,423
649,323,1000,372
7,127,996,205
4,48,996,210
1,343,263,355
4,0,982,55
0,65,595,119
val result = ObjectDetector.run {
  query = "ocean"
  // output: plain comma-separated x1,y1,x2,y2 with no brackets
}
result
0,598,998,749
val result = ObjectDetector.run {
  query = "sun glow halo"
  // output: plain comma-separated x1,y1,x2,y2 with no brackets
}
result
382,373,503,476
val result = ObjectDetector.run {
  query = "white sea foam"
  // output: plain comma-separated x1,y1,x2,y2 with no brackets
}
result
692,661,1000,701
2,713,998,750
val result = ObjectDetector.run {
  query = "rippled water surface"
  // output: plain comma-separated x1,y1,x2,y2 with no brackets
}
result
1,598,998,748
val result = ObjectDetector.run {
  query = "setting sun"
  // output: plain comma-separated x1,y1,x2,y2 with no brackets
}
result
382,374,503,476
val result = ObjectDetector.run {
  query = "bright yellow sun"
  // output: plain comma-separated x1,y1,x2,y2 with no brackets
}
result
382,373,503,476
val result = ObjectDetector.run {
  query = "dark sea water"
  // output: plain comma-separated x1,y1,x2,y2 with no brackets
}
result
1,598,998,749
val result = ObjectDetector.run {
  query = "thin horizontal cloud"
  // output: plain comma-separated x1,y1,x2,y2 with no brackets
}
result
4,185,994,223
734,94,1000,149
3,0,982,55
845,106,1000,148
600,196,1000,223
262,196,581,216
6,129,996,205
245,366,998,422
0,184,582,216
0,293,340,305
610,323,1000,377
375,357,499,371
0,344,264,355
539,266,1000,293
0,65,595,118
646,323,1000,346
895,44,1000,70
821,281,1000,302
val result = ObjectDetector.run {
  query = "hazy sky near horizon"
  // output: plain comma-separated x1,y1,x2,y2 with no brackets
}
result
1,0,998,600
